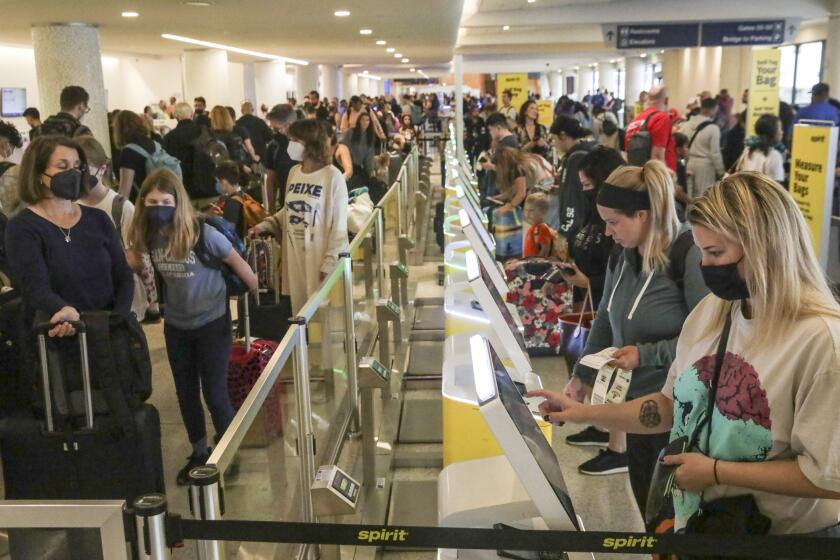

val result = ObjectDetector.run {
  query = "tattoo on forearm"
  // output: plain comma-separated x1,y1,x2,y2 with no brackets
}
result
639,399,662,428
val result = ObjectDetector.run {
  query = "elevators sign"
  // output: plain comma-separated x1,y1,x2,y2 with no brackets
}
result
537,100,553,128
790,123,839,270
497,74,529,110
747,49,780,136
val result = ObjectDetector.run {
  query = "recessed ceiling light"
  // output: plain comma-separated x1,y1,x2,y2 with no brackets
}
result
410,68,415,72
334,10,350,16
640,53,647,58
359,29,373,35
375,40,386,45
184,0,212,5
386,47,395,53
401,58,409,63
121,11,139,17
363,70,369,74
394,53,402,58
161,33,308,65
502,25,510,31
528,0,536,3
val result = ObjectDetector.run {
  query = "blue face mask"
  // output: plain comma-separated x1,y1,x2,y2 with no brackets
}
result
215,180,225,195
146,205,176,227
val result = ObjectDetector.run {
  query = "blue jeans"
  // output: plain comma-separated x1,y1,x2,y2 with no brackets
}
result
164,313,234,446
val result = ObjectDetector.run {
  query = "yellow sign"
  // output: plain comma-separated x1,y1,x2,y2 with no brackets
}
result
747,49,780,135
497,73,529,113
537,99,554,127
790,123,839,269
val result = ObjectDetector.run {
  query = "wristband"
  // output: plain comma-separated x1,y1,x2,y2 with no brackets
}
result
713,459,720,485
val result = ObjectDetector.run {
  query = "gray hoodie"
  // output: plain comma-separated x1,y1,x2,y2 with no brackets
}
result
572,224,709,399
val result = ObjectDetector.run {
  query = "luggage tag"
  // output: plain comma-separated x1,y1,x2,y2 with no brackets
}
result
587,347,632,406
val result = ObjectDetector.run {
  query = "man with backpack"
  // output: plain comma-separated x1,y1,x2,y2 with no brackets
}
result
40,86,93,138
624,85,676,171
678,97,724,198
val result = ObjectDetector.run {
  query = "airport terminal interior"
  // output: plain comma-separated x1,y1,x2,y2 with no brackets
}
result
0,1,840,559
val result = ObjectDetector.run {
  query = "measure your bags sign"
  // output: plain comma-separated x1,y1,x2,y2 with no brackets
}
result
790,122,839,269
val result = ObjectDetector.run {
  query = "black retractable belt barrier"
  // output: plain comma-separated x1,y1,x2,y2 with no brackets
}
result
172,518,840,559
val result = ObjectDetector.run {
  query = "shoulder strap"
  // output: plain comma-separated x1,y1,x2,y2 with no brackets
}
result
688,121,715,150
667,230,695,288
640,110,661,132
111,194,126,242
124,143,151,159
688,313,733,453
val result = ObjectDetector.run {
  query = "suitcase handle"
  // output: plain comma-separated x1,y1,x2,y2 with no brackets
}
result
35,320,94,433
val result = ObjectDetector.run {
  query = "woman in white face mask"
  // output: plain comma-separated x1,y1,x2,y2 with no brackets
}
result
247,120,349,312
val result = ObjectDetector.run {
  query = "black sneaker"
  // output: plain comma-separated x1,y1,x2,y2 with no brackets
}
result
176,448,211,486
578,449,629,476
565,426,610,447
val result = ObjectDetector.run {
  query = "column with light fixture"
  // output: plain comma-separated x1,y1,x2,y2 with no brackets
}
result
31,23,110,153
183,48,230,108
624,56,646,120
550,70,563,100
320,65,342,100
256,60,287,109
296,63,320,102
597,61,618,95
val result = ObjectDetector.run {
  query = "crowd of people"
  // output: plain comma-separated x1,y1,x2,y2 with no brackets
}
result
459,81,840,539
0,84,428,485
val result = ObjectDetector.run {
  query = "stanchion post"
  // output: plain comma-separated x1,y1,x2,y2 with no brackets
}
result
375,210,385,297
133,494,170,560
340,253,361,436
362,235,374,300
188,465,226,560
290,319,316,524
360,386,376,488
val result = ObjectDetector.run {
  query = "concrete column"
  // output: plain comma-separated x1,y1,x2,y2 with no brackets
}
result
826,0,840,94
255,60,287,109
295,63,320,101
182,48,229,108
242,62,256,106
455,54,465,162
625,56,646,116
320,64,342,100
550,71,564,99
598,61,618,95
539,73,551,99
343,71,358,98
579,66,595,98
31,23,109,151
564,68,579,99
358,76,370,96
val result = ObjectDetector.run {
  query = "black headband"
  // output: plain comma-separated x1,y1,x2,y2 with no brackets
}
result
596,183,651,211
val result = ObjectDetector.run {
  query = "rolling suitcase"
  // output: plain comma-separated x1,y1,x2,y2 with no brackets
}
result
237,237,292,342
504,257,573,356
0,319,165,503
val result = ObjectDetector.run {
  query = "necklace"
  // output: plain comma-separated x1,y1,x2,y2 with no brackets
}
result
56,224,71,243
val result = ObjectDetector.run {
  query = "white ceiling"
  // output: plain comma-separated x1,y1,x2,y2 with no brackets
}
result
0,0,464,68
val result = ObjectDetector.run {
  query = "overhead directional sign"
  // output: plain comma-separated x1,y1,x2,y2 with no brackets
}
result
615,23,700,49
701,20,785,46
603,19,799,50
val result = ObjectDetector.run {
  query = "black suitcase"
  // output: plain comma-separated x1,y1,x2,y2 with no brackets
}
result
0,320,165,503
236,237,292,342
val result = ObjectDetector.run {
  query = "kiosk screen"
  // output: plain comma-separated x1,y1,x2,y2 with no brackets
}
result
480,257,527,356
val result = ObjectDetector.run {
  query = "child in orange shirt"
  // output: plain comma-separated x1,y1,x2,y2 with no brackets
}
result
522,192,555,258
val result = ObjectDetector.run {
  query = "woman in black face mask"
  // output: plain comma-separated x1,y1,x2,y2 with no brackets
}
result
532,171,840,541
5,136,135,338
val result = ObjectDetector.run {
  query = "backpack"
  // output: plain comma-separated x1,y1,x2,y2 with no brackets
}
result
626,111,662,166
608,229,695,289
194,215,249,297
40,114,89,138
124,141,183,181
687,121,716,151
191,129,229,198
230,193,267,230
216,131,249,164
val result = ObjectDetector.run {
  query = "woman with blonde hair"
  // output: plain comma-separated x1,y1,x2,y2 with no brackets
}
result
127,168,256,485
532,171,840,538
209,105,254,166
548,159,709,523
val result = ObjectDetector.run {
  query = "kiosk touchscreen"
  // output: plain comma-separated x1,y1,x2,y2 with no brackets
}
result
459,210,508,297
465,250,531,379
472,335,592,560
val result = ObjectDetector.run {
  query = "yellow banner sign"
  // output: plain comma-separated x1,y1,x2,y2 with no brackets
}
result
790,123,839,269
537,99,554,127
747,49,780,136
497,73,529,112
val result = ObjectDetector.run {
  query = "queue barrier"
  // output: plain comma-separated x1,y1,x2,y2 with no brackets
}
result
121,485,838,560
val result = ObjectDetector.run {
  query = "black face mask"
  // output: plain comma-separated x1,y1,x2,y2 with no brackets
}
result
701,260,750,300
44,168,83,200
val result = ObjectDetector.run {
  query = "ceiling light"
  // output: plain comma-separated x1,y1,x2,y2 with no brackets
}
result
528,0,536,2
375,40,386,45
359,73,382,81
184,0,212,5
121,11,139,17
610,59,616,63
394,53,402,58
334,10,350,16
161,33,308,65
502,25,510,31
359,29,373,35
363,70,369,74
386,47,395,53
410,68,415,72
401,58,409,63
640,53,647,58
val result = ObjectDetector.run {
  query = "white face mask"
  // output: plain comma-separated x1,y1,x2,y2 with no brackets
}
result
287,140,304,161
